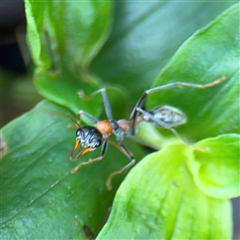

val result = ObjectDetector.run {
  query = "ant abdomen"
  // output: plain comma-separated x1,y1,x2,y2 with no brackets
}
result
139,105,187,128
151,105,187,127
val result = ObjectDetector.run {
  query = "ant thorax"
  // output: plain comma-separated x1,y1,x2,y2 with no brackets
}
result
140,105,187,128
95,120,113,138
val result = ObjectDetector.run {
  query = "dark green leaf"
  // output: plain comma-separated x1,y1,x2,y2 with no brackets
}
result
34,73,127,121
34,72,100,115
0,100,145,238
91,1,236,102
146,3,239,142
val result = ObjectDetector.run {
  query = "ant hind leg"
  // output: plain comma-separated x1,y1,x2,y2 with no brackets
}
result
169,128,209,152
106,143,135,191
77,110,99,124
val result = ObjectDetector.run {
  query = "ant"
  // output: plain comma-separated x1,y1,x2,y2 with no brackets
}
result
70,76,226,190
70,88,135,190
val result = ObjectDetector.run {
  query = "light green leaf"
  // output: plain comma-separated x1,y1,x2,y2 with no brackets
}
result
187,134,240,199
25,0,113,73
97,143,232,239
25,0,114,115
24,0,114,116
25,1,50,70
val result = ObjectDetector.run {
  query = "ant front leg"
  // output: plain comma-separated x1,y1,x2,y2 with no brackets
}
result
169,127,210,152
71,140,108,174
93,88,113,121
78,88,113,121
77,110,99,124
106,143,135,191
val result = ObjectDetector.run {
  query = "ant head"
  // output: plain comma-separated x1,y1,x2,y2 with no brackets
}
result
70,126,102,161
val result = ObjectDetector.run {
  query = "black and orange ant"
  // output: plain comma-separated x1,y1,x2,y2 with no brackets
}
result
70,88,134,190
70,76,226,190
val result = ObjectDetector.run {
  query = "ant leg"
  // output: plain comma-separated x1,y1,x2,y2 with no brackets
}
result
71,140,108,174
106,143,135,191
169,128,209,152
93,88,113,121
78,110,99,124
145,76,226,97
79,88,113,121
68,110,98,129
168,127,190,146
130,76,226,135
129,107,146,136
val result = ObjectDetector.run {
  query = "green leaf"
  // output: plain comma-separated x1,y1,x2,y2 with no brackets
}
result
146,3,239,142
25,0,113,73
35,72,101,115
0,100,145,239
34,73,127,121
186,134,240,199
97,142,232,239
25,0,114,116
25,1,50,71
91,1,236,102
5,2,238,239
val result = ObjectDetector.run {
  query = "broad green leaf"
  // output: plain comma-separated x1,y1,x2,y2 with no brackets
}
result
146,3,239,142
0,100,145,239
132,122,165,150
25,2,50,70
25,0,113,115
25,0,113,73
34,71,101,115
34,73,127,120
91,1,236,102
97,143,232,239
186,134,240,199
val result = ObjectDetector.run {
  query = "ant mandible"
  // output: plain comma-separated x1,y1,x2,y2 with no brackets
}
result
70,76,226,190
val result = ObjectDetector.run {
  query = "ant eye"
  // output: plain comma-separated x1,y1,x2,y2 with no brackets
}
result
76,128,82,137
